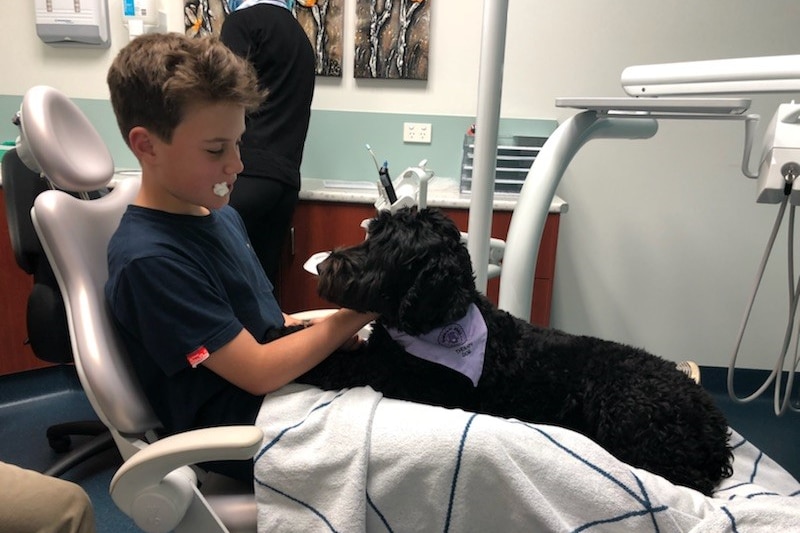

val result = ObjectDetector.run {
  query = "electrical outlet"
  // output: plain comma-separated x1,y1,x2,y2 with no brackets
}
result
403,122,432,144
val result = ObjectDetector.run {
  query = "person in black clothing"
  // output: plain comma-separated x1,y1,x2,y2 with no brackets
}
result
220,0,316,286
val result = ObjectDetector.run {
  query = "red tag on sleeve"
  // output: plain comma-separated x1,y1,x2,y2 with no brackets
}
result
187,346,210,368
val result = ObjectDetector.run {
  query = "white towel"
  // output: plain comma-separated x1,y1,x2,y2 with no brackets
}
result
254,384,800,532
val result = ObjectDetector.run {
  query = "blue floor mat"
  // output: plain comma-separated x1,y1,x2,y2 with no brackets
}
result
0,366,142,533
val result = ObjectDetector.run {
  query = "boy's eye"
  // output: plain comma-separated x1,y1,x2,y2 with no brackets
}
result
206,141,241,156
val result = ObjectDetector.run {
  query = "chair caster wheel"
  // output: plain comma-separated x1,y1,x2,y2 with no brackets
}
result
49,435,72,453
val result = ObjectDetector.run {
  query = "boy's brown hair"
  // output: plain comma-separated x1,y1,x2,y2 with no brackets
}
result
107,32,265,146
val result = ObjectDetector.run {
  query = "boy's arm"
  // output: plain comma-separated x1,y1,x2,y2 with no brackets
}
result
202,308,375,396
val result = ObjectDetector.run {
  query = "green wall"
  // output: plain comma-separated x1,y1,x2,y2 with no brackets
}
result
0,95,557,181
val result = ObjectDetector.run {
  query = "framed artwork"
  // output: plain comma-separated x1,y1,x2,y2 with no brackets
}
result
183,0,345,78
184,0,230,37
296,0,345,77
354,0,430,80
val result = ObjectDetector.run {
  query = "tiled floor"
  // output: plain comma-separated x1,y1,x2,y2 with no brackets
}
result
0,365,798,533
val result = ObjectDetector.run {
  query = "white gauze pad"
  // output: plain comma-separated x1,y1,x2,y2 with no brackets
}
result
213,182,230,197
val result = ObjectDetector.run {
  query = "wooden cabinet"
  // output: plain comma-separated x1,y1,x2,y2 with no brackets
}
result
276,201,376,314
277,200,560,326
0,188,49,375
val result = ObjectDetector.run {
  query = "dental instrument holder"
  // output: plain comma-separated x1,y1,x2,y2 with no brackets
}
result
371,160,505,277
375,160,434,213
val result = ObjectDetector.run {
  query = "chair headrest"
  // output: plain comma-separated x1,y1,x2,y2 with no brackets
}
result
16,85,114,193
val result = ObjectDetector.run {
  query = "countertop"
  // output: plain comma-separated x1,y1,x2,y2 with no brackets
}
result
300,177,567,213
0,166,567,214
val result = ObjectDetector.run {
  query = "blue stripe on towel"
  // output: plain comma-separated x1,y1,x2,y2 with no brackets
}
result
366,490,393,532
718,482,753,496
572,506,669,533
525,423,654,508
444,413,478,533
254,389,348,463
721,506,739,533
520,423,670,532
745,491,781,499
750,450,763,484
730,437,746,451
253,389,349,532
254,480,342,533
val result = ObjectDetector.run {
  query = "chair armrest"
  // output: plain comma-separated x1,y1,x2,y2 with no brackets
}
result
110,426,263,533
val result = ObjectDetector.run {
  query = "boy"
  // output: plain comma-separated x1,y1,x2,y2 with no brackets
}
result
104,33,374,480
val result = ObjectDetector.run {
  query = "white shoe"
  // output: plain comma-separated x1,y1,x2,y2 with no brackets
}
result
676,360,701,385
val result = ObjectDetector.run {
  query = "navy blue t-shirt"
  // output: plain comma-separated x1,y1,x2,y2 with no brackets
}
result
105,205,285,436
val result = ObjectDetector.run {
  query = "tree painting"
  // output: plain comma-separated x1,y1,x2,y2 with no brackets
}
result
296,0,344,77
354,0,430,80
184,0,229,37
184,0,344,78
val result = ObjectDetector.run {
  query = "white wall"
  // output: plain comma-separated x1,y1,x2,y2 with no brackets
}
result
3,0,800,370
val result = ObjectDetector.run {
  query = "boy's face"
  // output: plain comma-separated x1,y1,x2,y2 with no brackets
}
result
145,101,246,214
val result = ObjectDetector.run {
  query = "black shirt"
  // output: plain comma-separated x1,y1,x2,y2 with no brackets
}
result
220,4,316,190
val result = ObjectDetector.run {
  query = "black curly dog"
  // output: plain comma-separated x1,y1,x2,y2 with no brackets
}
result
288,207,732,495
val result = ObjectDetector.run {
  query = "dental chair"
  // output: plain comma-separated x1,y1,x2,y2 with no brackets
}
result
3,104,115,478
23,85,264,533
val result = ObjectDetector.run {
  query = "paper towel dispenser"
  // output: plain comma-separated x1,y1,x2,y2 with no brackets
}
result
35,0,111,48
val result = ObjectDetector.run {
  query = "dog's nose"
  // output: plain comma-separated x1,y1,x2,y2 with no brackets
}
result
303,251,331,276
316,255,332,276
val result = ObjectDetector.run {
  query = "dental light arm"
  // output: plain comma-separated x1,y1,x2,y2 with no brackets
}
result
505,55,800,414
620,54,800,198
502,55,800,316
621,55,800,97
499,115,658,319
620,54,800,200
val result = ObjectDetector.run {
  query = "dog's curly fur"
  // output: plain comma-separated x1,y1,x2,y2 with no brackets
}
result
292,207,732,495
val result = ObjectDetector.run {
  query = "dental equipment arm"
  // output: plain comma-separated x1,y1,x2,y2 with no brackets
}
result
500,54,800,320
499,54,800,414
498,114,658,319
621,55,800,96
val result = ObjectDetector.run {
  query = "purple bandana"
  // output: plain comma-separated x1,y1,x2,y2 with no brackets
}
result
386,304,487,386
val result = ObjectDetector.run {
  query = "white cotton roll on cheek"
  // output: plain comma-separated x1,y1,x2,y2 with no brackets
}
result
213,182,230,197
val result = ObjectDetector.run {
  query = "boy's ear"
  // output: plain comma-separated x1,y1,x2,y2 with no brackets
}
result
128,126,157,162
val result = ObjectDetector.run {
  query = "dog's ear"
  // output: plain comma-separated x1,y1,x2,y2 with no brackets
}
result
395,209,477,335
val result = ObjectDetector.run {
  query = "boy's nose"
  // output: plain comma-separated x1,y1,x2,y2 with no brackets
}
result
226,152,244,175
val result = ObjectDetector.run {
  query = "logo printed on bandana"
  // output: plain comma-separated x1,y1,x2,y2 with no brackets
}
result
438,324,467,348
386,303,487,386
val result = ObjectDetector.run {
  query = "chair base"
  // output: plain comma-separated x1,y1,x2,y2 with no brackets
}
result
43,422,117,477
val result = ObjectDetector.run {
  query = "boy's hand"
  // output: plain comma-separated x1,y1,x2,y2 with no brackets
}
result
283,309,376,351
282,313,320,329
338,333,365,352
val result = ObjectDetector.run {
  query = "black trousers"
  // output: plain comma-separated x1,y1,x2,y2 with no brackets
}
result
228,176,299,287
